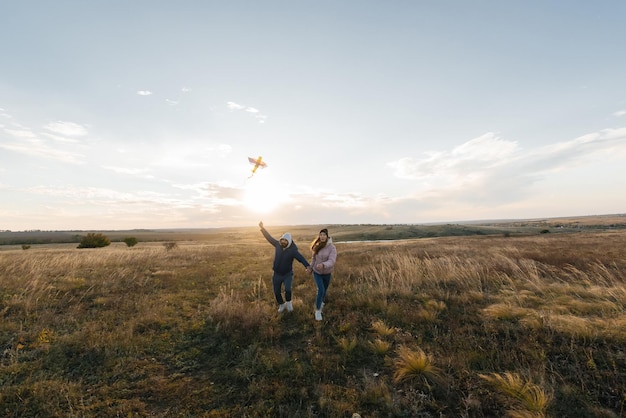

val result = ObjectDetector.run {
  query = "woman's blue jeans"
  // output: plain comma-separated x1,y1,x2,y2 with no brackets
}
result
272,271,293,304
313,272,332,310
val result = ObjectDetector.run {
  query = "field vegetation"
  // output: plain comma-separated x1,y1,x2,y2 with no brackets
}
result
3,213,625,246
1,219,626,416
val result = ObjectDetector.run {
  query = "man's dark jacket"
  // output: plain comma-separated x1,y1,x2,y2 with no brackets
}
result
261,228,310,275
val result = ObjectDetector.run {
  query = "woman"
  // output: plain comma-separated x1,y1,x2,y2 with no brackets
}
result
309,228,337,321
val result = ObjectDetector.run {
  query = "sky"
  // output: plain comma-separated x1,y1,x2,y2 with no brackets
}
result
1,1,626,231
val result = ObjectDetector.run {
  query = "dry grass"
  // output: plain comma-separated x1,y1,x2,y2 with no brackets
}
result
336,335,358,354
479,372,553,417
2,228,626,416
392,346,443,385
371,319,395,337
368,338,392,355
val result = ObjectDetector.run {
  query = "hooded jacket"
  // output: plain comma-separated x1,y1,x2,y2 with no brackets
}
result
311,237,337,275
261,228,310,275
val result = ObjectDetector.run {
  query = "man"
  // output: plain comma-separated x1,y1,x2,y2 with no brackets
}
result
259,221,311,313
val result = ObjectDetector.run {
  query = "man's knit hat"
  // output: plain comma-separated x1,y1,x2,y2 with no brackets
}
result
279,232,292,247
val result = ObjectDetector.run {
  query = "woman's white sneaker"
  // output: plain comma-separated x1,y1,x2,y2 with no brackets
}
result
315,310,322,321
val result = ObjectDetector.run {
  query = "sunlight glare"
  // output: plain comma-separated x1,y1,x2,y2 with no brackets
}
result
243,176,286,213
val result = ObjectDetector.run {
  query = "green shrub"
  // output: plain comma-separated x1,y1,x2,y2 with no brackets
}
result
122,237,139,247
77,233,111,249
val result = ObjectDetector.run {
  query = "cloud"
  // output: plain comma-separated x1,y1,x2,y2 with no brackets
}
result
390,129,626,182
227,101,267,123
40,132,82,144
387,128,626,208
173,181,243,206
39,121,88,144
0,140,85,164
318,191,371,209
137,90,153,96
613,109,626,117
25,185,183,207
44,121,88,137
227,101,245,110
3,128,37,138
534,127,626,166
278,187,394,222
0,117,88,163
452,133,519,160
389,133,518,182
203,182,242,203
162,87,192,106
101,165,154,179
217,143,232,152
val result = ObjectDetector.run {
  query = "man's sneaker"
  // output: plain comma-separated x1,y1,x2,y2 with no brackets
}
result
278,303,286,313
315,310,322,321
286,301,293,312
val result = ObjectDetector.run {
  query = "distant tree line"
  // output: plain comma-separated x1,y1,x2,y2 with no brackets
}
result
0,234,83,246
0,232,141,248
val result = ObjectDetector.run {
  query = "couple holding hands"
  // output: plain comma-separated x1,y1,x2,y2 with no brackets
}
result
259,222,337,321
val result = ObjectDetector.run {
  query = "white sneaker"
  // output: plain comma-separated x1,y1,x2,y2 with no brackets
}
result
315,310,322,321
278,303,286,313
286,301,293,312
320,302,325,312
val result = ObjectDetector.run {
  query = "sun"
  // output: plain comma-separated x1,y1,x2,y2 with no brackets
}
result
242,176,286,213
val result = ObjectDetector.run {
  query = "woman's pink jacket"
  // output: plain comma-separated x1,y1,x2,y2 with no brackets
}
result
311,238,337,275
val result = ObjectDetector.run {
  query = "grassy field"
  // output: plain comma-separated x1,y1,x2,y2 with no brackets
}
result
1,223,626,417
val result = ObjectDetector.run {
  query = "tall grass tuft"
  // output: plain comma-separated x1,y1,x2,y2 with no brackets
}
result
336,336,358,354
392,346,443,386
371,319,395,337
479,372,552,416
368,338,392,355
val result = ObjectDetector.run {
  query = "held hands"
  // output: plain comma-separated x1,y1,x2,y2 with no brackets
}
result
305,264,323,274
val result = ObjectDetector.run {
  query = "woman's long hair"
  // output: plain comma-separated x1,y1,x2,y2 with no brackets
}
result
311,237,327,255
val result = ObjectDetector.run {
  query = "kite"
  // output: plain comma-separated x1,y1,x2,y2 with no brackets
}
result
248,156,267,178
